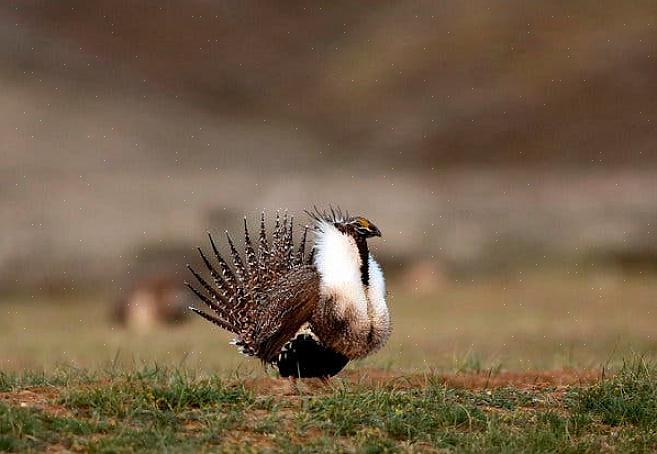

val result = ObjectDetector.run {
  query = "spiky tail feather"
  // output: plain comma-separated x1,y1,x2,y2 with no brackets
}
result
187,211,313,358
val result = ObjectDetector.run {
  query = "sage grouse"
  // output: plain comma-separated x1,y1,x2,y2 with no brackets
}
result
187,208,390,378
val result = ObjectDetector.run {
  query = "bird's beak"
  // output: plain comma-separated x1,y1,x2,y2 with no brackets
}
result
354,216,382,238
368,223,382,238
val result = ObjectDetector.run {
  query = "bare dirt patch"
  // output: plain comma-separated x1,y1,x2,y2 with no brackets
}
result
0,387,70,417
241,368,600,397
441,369,599,389
345,368,600,389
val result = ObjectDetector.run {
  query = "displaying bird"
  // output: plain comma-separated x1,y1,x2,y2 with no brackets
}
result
186,207,390,378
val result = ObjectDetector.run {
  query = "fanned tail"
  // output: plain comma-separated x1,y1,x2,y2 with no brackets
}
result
187,211,311,357
295,225,309,266
243,218,258,278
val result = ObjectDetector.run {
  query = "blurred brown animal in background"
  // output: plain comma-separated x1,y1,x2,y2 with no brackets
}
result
400,260,448,295
113,275,190,330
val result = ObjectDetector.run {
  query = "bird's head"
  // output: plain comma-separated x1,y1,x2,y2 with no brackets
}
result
307,207,382,241
341,216,382,239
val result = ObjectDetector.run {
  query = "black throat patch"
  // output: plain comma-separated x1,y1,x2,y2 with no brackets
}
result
355,236,370,287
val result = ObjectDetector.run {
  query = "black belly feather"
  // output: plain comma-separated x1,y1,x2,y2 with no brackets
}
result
276,333,349,378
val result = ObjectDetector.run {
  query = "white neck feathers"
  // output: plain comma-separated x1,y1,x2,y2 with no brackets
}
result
313,221,362,289
312,221,388,322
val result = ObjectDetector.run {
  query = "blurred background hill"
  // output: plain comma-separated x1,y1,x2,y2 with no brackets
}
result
1,0,656,292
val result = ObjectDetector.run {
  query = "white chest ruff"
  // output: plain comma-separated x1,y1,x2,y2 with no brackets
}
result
313,221,389,333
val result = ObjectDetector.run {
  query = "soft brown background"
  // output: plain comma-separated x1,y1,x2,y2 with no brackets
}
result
0,1,656,371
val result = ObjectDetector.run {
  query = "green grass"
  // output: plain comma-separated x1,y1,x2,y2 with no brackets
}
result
1,361,657,452
575,359,657,428
1,275,657,451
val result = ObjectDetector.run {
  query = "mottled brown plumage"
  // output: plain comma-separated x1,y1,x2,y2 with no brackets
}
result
187,212,318,362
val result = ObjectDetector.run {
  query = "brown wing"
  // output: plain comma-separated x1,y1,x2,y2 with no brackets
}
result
253,266,320,363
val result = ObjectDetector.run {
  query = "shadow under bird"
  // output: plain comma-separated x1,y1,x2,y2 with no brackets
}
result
187,207,390,378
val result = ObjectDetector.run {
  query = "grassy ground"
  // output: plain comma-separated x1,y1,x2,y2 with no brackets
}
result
1,361,657,452
1,274,657,452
